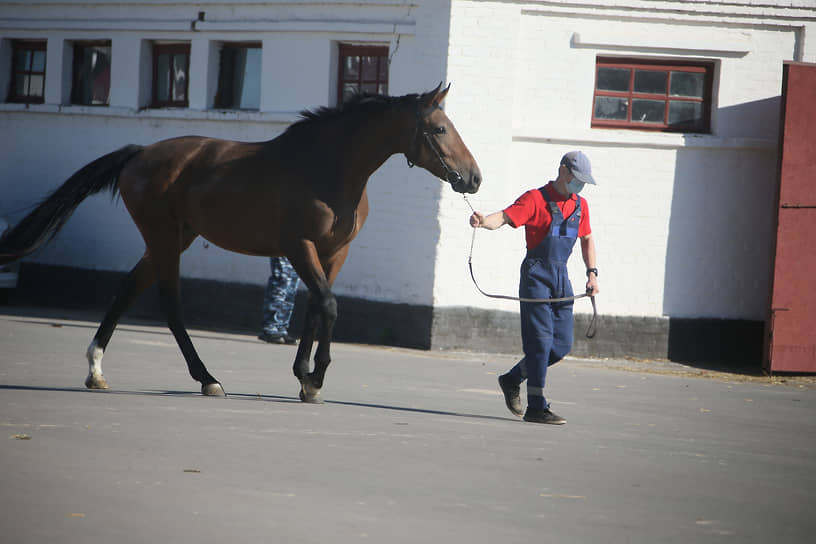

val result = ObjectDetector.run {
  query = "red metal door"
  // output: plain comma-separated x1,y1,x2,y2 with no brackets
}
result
765,61,816,373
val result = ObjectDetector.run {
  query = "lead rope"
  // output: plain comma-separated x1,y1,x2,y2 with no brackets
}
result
462,195,597,338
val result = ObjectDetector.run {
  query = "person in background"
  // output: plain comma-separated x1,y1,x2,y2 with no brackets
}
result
258,257,300,345
468,151,599,425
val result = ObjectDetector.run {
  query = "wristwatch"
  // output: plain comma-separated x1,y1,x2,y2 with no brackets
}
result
586,267,599,277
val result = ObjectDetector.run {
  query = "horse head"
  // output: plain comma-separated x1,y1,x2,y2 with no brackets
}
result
407,83,482,194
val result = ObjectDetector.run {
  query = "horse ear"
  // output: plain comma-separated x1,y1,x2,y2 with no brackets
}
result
434,82,451,106
421,82,450,110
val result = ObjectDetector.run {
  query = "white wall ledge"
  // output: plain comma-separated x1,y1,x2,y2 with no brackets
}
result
0,18,416,35
195,20,415,35
513,129,775,151
521,3,816,25
0,103,301,124
15,0,419,5
571,31,751,57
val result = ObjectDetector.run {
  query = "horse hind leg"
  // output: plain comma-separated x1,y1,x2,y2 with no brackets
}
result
85,255,156,389
152,247,225,397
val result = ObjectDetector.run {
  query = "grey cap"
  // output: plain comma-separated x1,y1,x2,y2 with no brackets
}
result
561,151,596,185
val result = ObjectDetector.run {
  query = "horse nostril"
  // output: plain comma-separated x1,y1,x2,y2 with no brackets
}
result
473,174,482,187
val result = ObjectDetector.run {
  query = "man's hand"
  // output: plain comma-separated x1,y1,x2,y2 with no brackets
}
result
586,273,599,296
469,211,509,230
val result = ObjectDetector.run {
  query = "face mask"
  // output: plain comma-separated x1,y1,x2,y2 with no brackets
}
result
565,176,585,194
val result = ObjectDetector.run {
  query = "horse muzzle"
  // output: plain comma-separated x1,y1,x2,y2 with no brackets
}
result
448,170,481,194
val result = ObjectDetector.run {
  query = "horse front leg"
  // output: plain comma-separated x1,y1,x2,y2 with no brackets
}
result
303,246,348,401
292,294,320,396
293,292,337,404
287,243,346,403
305,290,338,395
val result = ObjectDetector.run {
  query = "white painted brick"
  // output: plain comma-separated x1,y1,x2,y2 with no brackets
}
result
1,0,813,323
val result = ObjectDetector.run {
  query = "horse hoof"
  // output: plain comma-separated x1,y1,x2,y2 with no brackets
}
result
299,380,324,404
299,389,324,404
84,374,109,389
201,383,226,397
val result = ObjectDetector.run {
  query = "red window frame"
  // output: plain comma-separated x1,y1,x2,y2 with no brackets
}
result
337,44,389,105
8,40,47,104
152,42,190,108
592,57,714,133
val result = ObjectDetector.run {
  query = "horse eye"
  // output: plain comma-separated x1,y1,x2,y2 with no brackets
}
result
433,126,447,135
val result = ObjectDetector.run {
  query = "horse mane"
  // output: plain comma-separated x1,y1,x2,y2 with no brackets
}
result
288,92,421,132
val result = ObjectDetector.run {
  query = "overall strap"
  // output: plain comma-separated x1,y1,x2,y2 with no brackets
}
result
566,194,581,222
539,187,580,239
539,187,581,222
538,187,563,220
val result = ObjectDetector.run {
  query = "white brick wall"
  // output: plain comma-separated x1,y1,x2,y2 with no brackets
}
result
1,0,814,325
438,0,811,321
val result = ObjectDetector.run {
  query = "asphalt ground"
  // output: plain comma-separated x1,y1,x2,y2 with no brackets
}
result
1,308,814,543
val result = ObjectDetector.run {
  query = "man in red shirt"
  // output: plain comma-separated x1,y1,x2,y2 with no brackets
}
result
469,151,599,424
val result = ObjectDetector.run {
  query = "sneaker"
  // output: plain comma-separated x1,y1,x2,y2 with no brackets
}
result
498,373,523,417
523,407,567,425
258,332,298,345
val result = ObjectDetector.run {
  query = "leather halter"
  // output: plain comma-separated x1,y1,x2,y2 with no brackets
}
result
405,107,465,186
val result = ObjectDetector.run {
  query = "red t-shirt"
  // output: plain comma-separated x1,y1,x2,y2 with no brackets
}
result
503,183,591,249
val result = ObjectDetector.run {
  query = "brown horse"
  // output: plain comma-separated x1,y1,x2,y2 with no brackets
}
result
0,83,481,401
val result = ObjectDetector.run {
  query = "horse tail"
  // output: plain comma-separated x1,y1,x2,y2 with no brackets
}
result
0,144,143,265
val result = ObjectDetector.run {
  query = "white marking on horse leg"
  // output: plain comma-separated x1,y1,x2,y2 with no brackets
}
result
84,340,109,389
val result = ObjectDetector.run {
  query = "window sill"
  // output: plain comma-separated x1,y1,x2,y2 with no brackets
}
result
512,128,775,151
0,102,300,124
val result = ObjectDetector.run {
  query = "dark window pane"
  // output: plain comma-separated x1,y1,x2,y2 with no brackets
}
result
634,70,667,94
226,48,246,108
172,53,187,101
342,83,357,102
31,50,46,72
92,49,110,101
594,96,628,120
28,74,44,97
378,83,388,95
596,67,629,92
361,56,378,81
15,75,28,96
668,100,703,128
361,82,377,94
215,47,236,108
15,49,31,71
631,99,665,123
237,47,261,109
670,71,704,98
156,53,170,101
343,56,359,80
90,48,111,104
378,57,388,80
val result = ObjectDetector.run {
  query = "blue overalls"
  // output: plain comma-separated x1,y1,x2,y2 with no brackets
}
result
506,189,580,410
